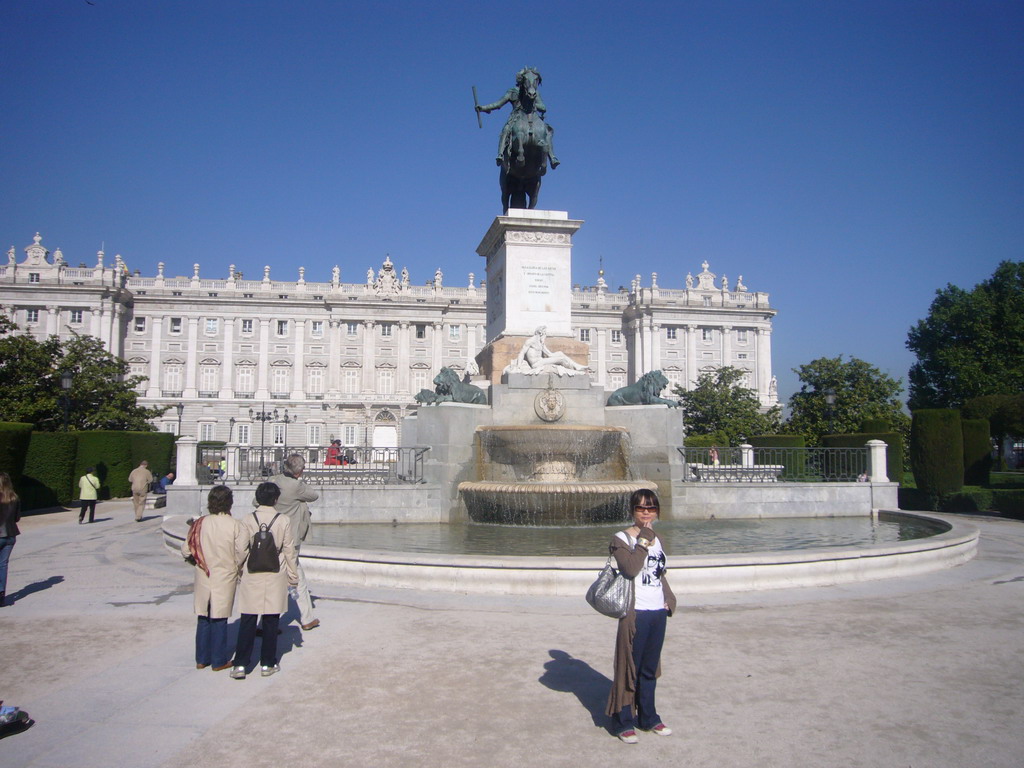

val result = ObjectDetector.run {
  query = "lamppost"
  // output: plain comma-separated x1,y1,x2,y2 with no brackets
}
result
824,388,837,436
175,402,185,436
250,404,290,477
59,370,73,431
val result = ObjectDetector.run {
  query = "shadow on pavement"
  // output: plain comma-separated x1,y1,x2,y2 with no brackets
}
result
539,649,613,730
6,575,64,605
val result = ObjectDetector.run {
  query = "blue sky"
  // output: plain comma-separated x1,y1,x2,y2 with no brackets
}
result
3,0,1021,406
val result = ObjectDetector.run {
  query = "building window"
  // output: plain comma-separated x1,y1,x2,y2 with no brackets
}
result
169,317,183,334
346,322,358,336
702,295,712,307
611,329,622,344
236,367,254,394
276,320,288,337
29,273,40,283
737,329,748,344
380,323,393,338
666,327,677,341
737,353,748,360
241,319,254,334
128,363,148,392
272,424,286,446
378,369,394,395
343,369,360,394
200,365,219,392
701,328,712,343
448,325,462,341
205,318,219,335
307,424,322,446
163,422,178,435
70,309,83,324
307,368,324,394
311,320,324,337
26,309,39,324
134,317,146,333
199,422,215,442
415,324,426,339
412,369,429,392
271,367,289,394
579,328,591,343
237,424,251,445
609,372,626,389
343,424,358,446
163,365,182,393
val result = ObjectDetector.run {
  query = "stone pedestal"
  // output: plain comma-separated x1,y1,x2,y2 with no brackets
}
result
476,209,583,343
475,334,590,385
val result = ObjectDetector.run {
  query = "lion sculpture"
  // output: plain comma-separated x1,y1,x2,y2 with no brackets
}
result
414,366,487,406
607,370,681,407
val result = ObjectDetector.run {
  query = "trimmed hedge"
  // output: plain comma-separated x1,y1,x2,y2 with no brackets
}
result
961,418,992,486
75,431,134,500
0,422,34,483
20,432,79,509
992,490,1024,519
938,488,993,513
860,418,891,433
128,432,175,478
823,432,904,484
684,432,730,448
748,435,806,448
911,409,964,499
748,435,808,479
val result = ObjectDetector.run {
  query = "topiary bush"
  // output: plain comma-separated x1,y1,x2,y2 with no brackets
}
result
961,418,992,486
75,431,134,500
128,431,175,477
938,488,993,513
20,431,79,509
910,409,964,503
0,422,34,484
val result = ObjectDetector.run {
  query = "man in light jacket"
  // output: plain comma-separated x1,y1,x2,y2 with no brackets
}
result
128,460,154,522
266,454,320,631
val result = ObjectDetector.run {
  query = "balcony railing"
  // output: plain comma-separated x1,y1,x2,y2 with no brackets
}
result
196,445,429,486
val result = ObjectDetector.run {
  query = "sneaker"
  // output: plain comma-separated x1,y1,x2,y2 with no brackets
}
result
229,666,246,680
618,729,639,744
260,664,280,677
650,723,672,736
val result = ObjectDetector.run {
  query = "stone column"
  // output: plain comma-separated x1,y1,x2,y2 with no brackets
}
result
256,319,271,399
147,316,164,398
220,317,235,397
111,305,125,357
46,305,59,337
362,320,376,392
756,327,773,403
183,317,199,398
98,302,110,349
722,325,732,368
632,318,643,381
327,320,341,395
650,320,661,373
431,321,443,373
466,322,476,364
596,327,607,386
90,306,101,339
292,319,306,398
397,321,411,393
685,324,698,389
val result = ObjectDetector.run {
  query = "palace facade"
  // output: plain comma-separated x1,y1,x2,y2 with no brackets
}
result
1,232,778,448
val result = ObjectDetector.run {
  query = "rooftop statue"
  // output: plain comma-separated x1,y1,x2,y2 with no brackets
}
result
476,67,560,213
506,326,591,377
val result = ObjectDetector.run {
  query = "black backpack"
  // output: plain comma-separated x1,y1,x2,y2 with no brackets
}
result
247,512,282,573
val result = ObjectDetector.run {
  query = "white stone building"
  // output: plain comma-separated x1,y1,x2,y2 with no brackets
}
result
1,232,777,448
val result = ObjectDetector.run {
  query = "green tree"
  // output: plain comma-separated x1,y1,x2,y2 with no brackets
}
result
962,393,1024,452
785,356,909,445
674,366,781,445
0,321,164,431
907,261,1024,408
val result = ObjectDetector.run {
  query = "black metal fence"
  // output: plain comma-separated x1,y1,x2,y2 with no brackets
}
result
196,446,430,486
679,446,870,483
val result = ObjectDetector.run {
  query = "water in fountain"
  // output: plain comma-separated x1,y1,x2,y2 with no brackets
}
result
458,425,656,525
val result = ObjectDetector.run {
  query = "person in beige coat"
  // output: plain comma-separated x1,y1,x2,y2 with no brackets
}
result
230,482,298,679
128,460,154,522
181,485,247,671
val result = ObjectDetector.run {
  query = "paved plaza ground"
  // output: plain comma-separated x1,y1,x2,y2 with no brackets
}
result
1,500,1023,768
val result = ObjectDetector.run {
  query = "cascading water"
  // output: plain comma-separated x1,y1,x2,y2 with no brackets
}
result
458,425,656,525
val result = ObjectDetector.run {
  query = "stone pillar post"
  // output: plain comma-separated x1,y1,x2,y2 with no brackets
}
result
175,435,198,485
740,444,754,468
867,440,889,483
225,441,240,480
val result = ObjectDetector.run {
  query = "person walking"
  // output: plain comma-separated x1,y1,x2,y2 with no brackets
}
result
77,467,100,524
181,485,247,671
0,472,21,607
230,482,297,679
606,489,677,744
128,460,154,522
268,454,321,631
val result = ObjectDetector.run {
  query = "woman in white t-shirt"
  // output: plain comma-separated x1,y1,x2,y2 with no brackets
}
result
605,489,677,744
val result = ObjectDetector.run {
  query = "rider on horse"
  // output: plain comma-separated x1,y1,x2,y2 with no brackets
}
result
477,67,560,171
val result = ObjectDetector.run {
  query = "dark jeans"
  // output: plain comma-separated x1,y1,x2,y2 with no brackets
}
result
195,615,229,667
0,536,14,598
79,499,97,522
232,613,280,668
614,608,668,733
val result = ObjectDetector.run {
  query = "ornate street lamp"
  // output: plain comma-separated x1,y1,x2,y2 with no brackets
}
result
60,370,73,431
824,388,837,436
176,402,184,436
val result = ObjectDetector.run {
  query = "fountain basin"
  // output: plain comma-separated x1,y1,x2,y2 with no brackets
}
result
458,480,656,525
163,511,979,595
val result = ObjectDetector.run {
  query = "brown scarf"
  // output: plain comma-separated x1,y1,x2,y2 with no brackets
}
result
187,517,209,576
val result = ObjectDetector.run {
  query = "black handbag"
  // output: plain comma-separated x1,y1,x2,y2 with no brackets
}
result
585,555,633,618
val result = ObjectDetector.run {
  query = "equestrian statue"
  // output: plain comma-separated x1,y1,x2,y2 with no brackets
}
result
476,67,560,213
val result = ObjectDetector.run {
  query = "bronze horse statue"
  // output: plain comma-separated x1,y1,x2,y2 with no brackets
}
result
477,67,559,213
